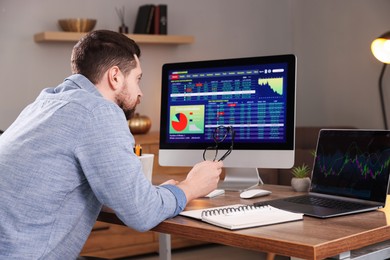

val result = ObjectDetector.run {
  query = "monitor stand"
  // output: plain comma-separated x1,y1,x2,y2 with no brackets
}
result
217,168,263,191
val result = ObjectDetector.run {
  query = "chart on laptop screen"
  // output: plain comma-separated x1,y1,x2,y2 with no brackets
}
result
166,62,289,144
311,130,390,200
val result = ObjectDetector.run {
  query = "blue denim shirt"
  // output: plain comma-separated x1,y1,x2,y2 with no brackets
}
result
0,74,186,259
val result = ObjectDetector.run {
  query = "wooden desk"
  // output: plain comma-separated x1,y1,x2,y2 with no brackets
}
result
98,185,390,260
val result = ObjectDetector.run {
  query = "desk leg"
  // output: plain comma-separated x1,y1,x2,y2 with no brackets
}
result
290,251,351,260
336,251,351,259
159,233,171,260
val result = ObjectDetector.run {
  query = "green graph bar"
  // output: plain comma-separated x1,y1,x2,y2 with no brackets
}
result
258,78,283,95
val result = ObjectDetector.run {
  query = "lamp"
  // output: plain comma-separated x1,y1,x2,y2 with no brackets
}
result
371,31,390,129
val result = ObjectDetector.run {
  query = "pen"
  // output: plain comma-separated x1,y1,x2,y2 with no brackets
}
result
134,144,142,156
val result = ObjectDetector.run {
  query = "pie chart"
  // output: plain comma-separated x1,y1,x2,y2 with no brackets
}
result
172,113,188,132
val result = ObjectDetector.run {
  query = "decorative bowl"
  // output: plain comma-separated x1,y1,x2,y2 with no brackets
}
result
58,18,97,32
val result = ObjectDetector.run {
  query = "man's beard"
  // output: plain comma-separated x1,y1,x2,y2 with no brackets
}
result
122,106,136,120
116,88,137,120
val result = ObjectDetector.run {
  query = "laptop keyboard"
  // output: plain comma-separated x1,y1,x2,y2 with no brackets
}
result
284,196,369,210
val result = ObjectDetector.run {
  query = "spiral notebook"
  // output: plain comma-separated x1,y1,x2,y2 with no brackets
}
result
179,204,303,230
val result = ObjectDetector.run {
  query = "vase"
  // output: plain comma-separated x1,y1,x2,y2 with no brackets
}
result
291,177,311,192
128,113,152,134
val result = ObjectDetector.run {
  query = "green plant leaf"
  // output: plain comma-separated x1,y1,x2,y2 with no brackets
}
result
291,164,311,178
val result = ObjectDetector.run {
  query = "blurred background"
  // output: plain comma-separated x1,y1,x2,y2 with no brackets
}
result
1,0,389,131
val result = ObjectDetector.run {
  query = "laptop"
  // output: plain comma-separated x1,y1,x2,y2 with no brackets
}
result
255,129,390,218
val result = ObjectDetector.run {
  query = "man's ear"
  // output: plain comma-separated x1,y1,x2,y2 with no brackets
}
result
107,66,123,90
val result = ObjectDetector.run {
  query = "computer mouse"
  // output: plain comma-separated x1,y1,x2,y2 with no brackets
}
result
240,189,272,199
204,189,225,198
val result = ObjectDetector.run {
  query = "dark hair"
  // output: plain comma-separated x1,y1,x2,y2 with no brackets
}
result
71,30,141,84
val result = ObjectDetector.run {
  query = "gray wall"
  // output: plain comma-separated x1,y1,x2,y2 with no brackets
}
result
0,0,389,131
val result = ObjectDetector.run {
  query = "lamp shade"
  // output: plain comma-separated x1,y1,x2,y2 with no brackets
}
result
371,31,390,64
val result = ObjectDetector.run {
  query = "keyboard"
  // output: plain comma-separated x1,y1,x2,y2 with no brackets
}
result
284,195,369,210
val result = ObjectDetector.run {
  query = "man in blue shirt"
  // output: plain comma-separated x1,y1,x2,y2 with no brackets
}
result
0,30,223,259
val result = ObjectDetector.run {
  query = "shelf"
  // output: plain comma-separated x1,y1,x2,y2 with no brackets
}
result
34,31,194,45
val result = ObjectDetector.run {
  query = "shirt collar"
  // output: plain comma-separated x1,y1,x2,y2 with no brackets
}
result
64,74,102,98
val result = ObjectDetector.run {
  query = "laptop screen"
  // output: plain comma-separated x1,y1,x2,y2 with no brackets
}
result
311,129,390,203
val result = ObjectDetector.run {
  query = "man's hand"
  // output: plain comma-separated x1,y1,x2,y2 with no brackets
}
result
177,160,223,202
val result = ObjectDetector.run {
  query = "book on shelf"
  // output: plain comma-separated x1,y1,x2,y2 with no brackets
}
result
133,4,155,34
133,4,167,35
179,204,303,230
154,4,167,35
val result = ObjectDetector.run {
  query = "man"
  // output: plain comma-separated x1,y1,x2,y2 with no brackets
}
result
0,30,223,259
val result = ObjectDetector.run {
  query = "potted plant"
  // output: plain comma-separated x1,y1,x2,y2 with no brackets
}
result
291,164,311,192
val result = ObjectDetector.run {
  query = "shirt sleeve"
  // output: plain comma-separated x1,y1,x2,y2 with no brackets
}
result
74,103,186,231
159,184,187,215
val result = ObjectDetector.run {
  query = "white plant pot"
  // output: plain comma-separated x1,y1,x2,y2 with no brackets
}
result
291,177,311,192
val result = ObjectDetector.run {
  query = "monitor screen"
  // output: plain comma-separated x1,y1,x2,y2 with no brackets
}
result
159,54,296,189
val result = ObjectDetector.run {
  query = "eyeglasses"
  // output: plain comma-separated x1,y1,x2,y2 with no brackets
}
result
203,126,235,162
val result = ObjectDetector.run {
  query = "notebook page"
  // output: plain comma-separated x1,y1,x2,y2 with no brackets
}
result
202,205,303,230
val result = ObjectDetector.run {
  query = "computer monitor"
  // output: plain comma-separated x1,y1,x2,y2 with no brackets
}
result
159,54,296,191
